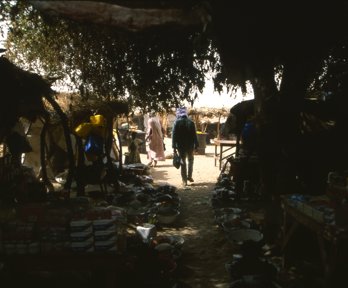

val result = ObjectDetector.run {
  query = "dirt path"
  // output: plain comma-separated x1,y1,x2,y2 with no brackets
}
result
140,138,235,288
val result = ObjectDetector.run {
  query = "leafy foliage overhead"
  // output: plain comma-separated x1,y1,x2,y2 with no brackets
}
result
2,1,348,112
1,1,219,112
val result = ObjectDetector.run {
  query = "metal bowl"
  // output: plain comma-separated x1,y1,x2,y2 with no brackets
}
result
226,228,263,244
157,210,180,224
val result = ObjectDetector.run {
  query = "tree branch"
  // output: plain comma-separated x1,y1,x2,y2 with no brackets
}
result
29,1,210,32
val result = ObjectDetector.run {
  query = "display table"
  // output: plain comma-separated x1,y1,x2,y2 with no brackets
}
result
281,195,348,287
213,139,237,170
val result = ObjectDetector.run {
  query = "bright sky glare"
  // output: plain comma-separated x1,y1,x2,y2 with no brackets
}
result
192,80,254,109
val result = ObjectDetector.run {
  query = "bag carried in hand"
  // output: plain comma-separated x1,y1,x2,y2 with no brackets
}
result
173,151,181,169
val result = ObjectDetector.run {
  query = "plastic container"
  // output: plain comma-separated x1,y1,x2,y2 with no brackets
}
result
93,219,116,231
90,114,106,127
70,230,94,242
74,123,93,138
70,220,93,233
71,238,94,252
94,229,117,241
94,239,117,252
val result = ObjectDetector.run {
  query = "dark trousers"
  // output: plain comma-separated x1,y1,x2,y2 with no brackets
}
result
178,149,194,182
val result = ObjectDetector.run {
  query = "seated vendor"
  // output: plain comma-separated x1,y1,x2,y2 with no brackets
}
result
125,131,142,164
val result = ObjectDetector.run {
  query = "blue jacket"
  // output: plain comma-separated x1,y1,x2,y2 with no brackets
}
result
172,116,199,151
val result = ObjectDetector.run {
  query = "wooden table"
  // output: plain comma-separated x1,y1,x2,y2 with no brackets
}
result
213,139,237,170
281,196,348,287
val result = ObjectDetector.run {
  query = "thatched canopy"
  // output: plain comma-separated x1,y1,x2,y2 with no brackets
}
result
53,95,129,128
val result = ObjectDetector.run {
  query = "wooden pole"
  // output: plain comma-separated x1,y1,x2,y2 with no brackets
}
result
217,113,221,139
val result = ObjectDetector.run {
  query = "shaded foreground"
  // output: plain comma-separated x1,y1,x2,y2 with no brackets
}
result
3,138,345,287
142,139,233,287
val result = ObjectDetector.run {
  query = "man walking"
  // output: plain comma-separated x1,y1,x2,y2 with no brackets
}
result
172,107,199,187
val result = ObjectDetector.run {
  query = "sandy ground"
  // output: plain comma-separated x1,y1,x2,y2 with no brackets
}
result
139,137,235,288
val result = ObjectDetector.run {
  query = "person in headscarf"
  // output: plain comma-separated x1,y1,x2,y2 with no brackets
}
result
172,107,199,187
145,112,165,167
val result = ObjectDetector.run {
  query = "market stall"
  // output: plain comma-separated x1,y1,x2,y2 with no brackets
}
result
281,191,348,287
0,59,185,287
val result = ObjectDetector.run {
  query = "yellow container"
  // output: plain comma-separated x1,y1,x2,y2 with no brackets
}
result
90,114,106,127
75,123,93,138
